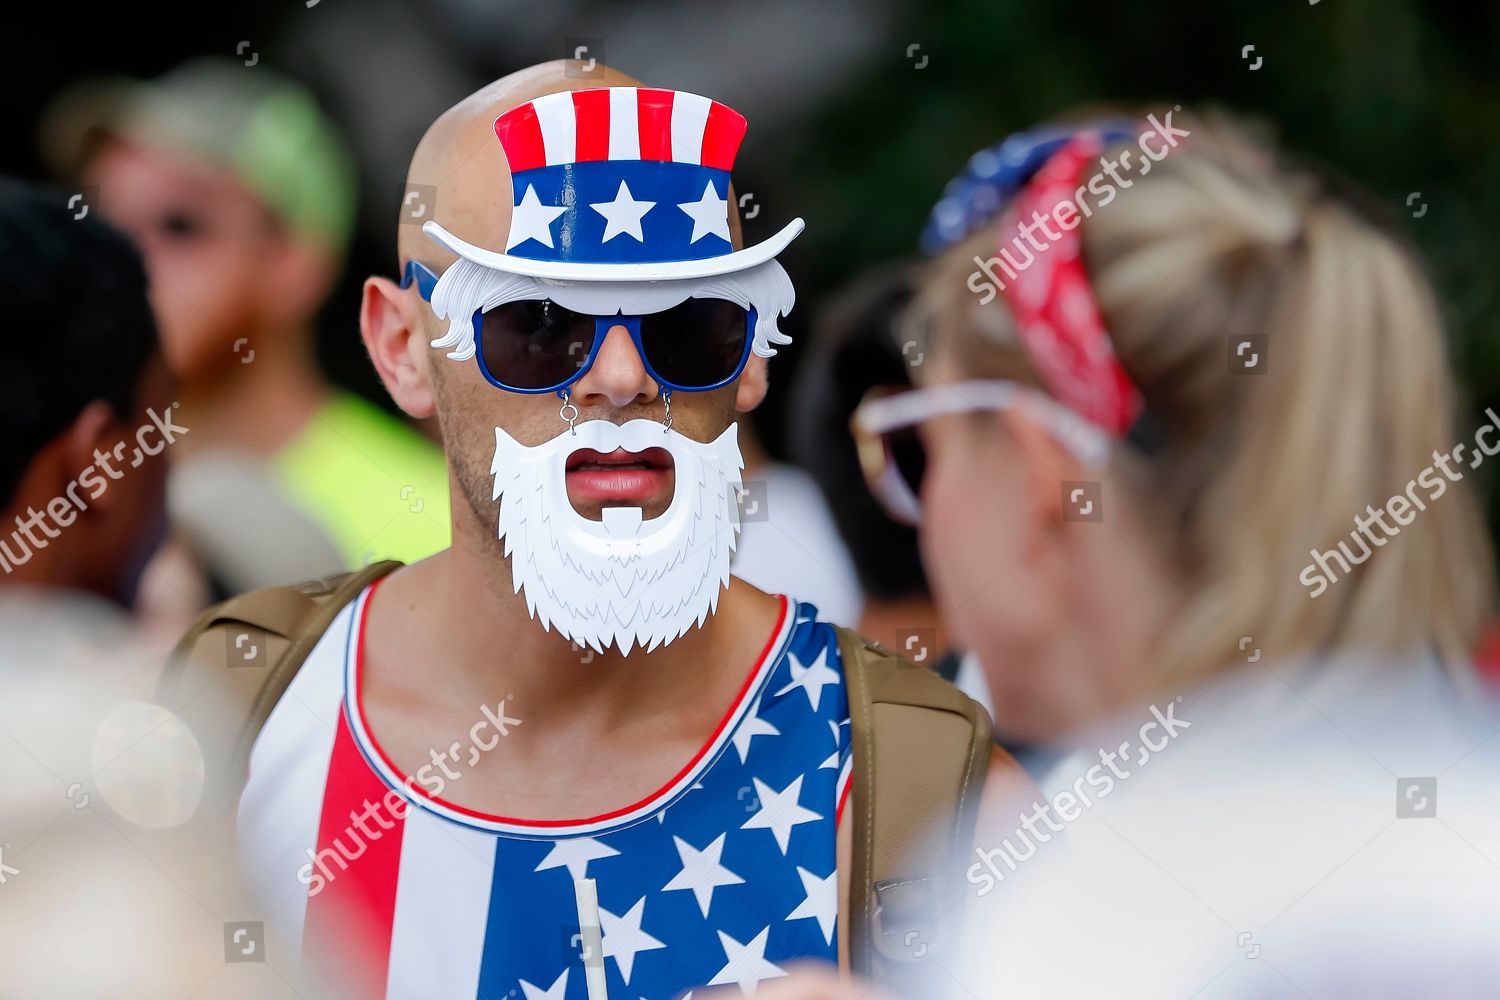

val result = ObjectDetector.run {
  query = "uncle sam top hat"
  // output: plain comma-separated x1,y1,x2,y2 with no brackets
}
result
422,87,804,281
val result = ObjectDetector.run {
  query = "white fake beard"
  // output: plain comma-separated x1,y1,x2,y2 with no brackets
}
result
491,418,745,656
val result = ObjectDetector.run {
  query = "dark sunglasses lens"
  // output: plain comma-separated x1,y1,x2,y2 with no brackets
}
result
477,300,595,390
638,298,748,388
884,426,927,503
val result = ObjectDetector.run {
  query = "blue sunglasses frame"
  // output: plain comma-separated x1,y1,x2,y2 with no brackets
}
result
401,261,756,396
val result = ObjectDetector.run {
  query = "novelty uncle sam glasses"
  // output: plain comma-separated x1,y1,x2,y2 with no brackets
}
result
404,86,803,396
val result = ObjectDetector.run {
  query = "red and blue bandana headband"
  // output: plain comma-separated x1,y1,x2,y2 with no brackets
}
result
923,125,1152,443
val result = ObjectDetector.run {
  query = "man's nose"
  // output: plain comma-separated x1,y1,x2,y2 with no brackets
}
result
572,324,658,408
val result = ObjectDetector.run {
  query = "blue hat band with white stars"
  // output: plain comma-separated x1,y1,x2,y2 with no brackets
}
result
505,161,733,265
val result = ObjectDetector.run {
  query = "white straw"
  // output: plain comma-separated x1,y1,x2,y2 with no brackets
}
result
573,877,610,1000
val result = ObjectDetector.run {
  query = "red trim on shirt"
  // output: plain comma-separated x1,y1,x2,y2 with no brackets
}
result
353,581,789,828
303,708,406,998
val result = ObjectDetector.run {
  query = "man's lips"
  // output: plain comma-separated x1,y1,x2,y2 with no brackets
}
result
566,447,674,503
566,447,673,471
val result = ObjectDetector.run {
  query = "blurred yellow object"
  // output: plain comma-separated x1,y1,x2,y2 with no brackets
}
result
273,392,451,567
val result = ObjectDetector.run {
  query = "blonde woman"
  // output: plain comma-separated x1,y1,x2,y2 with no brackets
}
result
764,114,1500,999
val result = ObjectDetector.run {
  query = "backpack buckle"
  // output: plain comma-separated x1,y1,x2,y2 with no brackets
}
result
872,877,939,962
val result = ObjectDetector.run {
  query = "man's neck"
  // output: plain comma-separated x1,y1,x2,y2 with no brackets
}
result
376,540,781,731
179,329,329,458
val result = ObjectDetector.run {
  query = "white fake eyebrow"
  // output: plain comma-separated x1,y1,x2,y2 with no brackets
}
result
428,258,796,362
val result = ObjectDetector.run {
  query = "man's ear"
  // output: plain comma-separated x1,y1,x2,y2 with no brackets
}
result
64,400,124,512
734,354,769,412
361,276,436,419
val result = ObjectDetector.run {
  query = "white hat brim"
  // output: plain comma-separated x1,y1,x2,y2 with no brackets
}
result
422,218,803,282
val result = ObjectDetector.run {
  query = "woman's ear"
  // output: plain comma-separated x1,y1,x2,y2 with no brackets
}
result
998,406,1091,558
734,354,770,412
361,276,436,419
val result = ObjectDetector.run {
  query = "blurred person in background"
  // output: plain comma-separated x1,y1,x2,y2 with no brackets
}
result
730,416,864,630
828,112,1500,997
791,263,992,714
41,57,449,575
0,177,170,633
0,177,263,998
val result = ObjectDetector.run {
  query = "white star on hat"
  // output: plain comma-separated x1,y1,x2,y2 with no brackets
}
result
590,180,656,243
731,696,780,764
741,775,822,855
773,647,840,712
678,180,731,244
519,969,569,1000
662,833,745,917
707,927,788,995
506,183,568,250
533,838,620,881
601,896,666,985
785,866,838,944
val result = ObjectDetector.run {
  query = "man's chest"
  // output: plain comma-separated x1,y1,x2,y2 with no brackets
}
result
237,590,852,998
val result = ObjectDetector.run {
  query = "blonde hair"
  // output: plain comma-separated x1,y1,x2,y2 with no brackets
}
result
912,112,1495,683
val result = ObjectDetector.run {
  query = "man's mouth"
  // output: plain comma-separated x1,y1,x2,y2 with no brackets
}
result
565,446,675,505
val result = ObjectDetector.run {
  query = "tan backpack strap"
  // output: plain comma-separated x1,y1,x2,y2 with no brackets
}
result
158,560,403,784
838,625,993,977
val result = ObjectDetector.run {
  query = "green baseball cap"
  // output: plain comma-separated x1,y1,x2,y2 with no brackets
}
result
41,58,357,255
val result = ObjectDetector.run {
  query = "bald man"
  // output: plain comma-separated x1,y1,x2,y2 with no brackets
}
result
228,61,1002,997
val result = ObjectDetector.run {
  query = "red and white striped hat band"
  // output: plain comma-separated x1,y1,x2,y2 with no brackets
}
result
419,87,804,281
495,87,747,171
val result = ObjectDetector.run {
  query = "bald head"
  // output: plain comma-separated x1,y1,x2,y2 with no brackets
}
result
399,60,642,267
399,59,742,267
